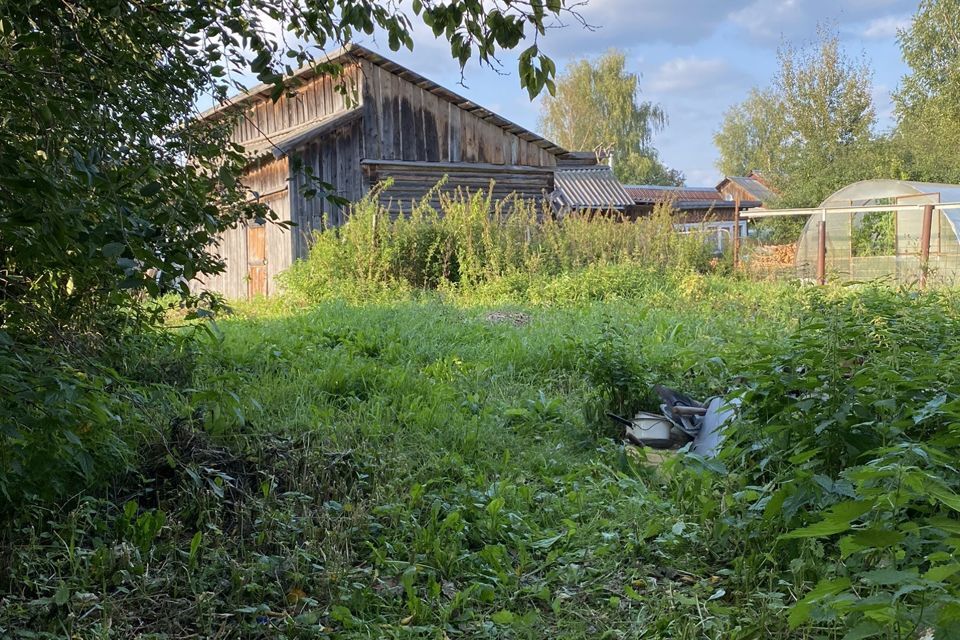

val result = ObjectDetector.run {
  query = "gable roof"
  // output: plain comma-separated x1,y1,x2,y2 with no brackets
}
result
717,175,778,203
554,166,634,209
201,43,569,157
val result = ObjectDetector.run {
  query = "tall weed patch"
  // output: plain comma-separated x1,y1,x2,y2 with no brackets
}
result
280,186,717,302
716,287,960,635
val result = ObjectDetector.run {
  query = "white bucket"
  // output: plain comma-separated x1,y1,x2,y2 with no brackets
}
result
625,412,674,448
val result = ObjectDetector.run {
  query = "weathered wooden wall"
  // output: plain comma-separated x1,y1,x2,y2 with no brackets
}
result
229,65,362,146
192,157,291,298
288,118,366,259
361,160,554,212
358,59,556,168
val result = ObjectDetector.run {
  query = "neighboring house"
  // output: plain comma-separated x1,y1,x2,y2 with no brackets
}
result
197,44,605,299
624,184,761,221
716,171,778,206
623,184,762,252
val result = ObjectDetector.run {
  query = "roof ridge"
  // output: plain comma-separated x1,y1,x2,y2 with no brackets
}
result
199,42,568,156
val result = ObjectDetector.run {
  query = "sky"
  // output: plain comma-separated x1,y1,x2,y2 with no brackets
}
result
338,0,920,187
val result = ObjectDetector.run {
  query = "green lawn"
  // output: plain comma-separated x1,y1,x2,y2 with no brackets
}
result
5,271,960,638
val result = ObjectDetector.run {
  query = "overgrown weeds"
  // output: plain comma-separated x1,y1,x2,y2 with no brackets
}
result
279,187,719,303
4,253,960,637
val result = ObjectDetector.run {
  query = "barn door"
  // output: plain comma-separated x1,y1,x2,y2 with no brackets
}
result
247,223,267,298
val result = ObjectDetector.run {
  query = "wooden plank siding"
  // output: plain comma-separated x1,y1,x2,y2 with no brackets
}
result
204,46,570,299
287,118,366,259
191,157,291,299
361,159,554,213
228,64,363,147
357,59,555,169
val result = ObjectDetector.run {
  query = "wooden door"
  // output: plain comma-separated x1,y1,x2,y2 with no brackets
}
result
247,224,267,298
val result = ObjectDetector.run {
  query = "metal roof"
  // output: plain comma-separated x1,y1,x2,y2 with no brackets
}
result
624,184,761,209
626,185,724,203
554,166,634,209
720,176,778,203
200,43,569,158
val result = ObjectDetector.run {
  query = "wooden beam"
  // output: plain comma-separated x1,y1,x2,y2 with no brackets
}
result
360,158,556,175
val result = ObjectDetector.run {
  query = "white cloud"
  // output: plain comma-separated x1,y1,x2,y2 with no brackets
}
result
539,0,754,53
872,83,897,128
730,0,916,44
685,167,722,186
649,57,733,94
862,14,911,39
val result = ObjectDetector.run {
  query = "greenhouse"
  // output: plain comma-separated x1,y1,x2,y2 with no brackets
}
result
794,180,960,285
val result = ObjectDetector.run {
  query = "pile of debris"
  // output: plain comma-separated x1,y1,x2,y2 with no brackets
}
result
607,385,739,458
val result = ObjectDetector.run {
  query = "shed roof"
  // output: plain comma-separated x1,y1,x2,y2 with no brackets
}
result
717,175,778,203
554,166,634,209
201,43,569,158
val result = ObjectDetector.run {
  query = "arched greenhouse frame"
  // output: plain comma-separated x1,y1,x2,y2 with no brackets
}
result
794,180,960,284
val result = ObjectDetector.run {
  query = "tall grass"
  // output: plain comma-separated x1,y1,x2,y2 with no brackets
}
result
280,185,719,302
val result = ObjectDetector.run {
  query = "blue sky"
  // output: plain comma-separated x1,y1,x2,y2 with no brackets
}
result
342,0,919,187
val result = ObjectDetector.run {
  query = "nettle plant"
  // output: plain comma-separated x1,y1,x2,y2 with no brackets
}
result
724,287,960,636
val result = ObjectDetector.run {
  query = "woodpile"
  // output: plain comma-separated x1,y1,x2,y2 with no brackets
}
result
746,243,797,277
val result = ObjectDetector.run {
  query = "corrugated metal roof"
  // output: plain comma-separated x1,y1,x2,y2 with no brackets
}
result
623,184,761,209
554,167,634,209
625,185,726,203
201,43,568,157
725,176,778,203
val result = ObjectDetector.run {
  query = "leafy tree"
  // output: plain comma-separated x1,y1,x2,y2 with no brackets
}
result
714,88,788,178
539,49,682,185
892,0,960,183
897,0,960,122
0,0,575,340
713,29,878,209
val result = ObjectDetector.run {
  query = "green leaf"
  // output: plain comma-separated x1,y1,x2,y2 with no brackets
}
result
491,610,515,625
531,532,564,550
929,484,960,513
330,604,354,627
851,528,904,548
842,620,884,640
54,585,70,606
859,567,918,585
789,577,851,629
103,242,126,258
924,563,960,582
189,531,203,561
218,165,236,188
139,181,162,197
781,501,874,539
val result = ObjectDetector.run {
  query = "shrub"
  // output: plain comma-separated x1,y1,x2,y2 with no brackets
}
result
280,184,718,302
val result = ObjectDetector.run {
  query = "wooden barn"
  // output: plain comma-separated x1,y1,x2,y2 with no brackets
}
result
196,44,582,299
